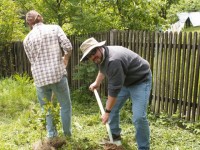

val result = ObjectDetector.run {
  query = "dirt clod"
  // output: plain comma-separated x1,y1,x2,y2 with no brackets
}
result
32,137,66,150
103,143,124,150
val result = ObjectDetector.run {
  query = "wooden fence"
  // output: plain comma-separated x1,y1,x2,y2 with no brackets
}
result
0,30,199,122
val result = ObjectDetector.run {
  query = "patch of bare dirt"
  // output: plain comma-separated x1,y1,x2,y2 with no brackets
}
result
32,137,66,150
103,143,124,150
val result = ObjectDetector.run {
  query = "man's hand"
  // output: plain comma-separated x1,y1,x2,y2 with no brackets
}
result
63,51,72,67
89,81,100,91
63,54,70,67
101,113,110,124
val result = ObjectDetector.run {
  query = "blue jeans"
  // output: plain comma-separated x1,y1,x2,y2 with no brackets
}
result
36,76,72,137
109,72,152,150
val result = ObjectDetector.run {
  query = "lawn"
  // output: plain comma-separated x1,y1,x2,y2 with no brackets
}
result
0,75,200,150
182,26,200,33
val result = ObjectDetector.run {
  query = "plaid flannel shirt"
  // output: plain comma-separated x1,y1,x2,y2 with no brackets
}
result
23,23,72,87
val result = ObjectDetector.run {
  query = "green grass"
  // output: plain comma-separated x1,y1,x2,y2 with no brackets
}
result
182,26,200,33
0,75,200,150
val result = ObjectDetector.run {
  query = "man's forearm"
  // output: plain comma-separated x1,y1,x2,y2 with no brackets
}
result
95,71,105,85
63,51,72,67
105,95,117,112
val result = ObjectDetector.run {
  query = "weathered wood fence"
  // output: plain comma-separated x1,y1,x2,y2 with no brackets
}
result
0,30,199,122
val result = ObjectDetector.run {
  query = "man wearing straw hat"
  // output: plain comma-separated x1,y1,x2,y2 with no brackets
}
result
80,37,152,150
23,10,72,140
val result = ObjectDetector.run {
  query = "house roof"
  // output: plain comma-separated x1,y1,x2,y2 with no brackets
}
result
177,12,200,26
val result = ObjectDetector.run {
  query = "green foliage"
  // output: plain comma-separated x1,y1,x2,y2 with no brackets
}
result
0,0,25,43
0,76,200,149
3,0,198,39
28,99,61,140
183,26,200,33
68,0,171,33
183,121,200,134
0,0,186,38
72,61,98,103
167,0,200,24
35,0,73,26
14,0,176,36
148,111,200,135
0,73,36,117
43,98,61,134
68,1,122,35
175,0,200,12
73,61,98,86
27,103,46,140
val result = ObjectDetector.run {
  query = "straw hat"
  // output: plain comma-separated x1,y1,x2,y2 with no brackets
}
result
80,37,106,61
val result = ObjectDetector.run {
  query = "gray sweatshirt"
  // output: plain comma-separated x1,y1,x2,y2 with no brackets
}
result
99,46,150,97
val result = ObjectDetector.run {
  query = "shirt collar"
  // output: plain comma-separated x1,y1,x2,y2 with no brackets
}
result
33,22,44,28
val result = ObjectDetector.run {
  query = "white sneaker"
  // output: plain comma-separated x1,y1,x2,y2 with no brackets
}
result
113,140,122,146
99,138,122,146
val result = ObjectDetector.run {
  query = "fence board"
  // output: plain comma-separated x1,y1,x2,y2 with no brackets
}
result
150,32,155,78
195,33,200,121
174,32,182,113
146,32,150,64
135,31,139,54
151,32,159,113
187,32,197,121
117,31,121,45
159,32,165,111
5,47,10,76
183,33,192,119
165,32,172,113
179,32,187,118
169,33,177,116
156,32,163,114
161,32,168,111
131,31,136,52
138,31,143,56
128,30,132,50
143,31,147,59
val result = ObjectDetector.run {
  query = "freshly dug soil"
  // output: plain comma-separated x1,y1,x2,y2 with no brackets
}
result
32,137,66,150
103,143,124,150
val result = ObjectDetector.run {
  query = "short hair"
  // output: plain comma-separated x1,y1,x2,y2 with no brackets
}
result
26,10,43,25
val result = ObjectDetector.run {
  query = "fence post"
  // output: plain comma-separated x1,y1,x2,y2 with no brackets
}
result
110,29,116,45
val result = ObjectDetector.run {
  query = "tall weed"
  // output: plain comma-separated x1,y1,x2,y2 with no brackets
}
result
0,74,36,117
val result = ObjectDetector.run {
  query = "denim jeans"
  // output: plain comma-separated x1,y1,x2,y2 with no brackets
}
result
36,76,72,137
109,72,152,150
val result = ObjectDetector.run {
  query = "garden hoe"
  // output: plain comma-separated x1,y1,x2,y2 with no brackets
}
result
94,89,123,145
93,89,114,143
94,90,124,150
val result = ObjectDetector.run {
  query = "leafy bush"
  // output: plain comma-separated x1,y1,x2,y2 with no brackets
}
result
72,61,98,103
0,73,36,117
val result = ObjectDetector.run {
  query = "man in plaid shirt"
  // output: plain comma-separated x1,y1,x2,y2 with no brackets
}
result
23,10,72,138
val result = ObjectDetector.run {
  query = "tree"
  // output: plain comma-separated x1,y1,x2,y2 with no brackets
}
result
167,0,200,24
0,0,25,43
2,0,182,40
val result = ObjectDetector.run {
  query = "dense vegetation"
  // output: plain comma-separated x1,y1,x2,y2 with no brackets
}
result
0,0,200,43
0,75,200,149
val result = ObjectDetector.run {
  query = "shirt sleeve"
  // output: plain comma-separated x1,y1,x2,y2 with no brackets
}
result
23,38,33,64
107,60,125,97
57,25,72,54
